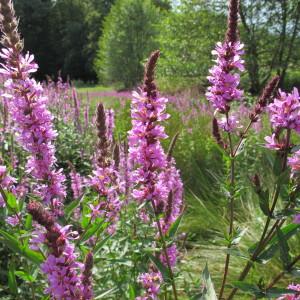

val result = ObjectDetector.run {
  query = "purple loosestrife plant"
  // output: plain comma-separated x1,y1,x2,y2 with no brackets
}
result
27,201,87,300
207,1,288,299
0,1,66,214
88,103,122,235
206,0,244,114
129,50,183,300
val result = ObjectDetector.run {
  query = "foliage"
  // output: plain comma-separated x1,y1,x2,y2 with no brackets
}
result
95,0,160,88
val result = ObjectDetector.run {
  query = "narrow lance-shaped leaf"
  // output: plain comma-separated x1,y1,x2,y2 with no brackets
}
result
200,264,217,300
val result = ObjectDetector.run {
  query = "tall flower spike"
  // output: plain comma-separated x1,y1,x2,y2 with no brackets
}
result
226,0,239,43
88,102,121,235
27,201,84,299
143,50,160,99
0,0,66,212
206,0,244,113
250,75,280,121
96,103,110,168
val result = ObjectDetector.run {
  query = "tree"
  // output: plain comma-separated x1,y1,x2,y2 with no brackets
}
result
84,0,116,81
14,0,55,79
156,0,226,91
239,0,300,93
95,0,160,89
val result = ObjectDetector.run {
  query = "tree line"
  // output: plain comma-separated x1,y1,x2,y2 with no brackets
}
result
14,0,300,93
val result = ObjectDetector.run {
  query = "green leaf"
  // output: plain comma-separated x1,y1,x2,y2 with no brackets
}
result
223,248,249,260
258,190,270,217
200,264,217,300
15,271,35,283
25,214,32,231
0,229,22,253
23,247,44,265
93,235,111,256
149,254,171,282
273,154,283,176
276,170,290,185
6,192,18,211
8,262,18,295
256,224,300,263
0,229,44,264
65,199,81,220
291,268,300,278
265,287,298,298
230,281,261,296
167,214,183,239
276,228,291,268
235,139,246,156
80,221,105,243
94,287,118,299
128,285,136,300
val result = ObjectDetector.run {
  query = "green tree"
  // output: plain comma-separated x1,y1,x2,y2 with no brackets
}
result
84,0,116,80
239,0,300,93
156,0,225,91
14,0,54,79
95,0,159,89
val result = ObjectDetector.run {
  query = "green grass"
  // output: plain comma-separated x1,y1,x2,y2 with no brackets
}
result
76,84,114,93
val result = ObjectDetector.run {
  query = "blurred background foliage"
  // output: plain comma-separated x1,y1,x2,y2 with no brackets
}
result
12,0,300,93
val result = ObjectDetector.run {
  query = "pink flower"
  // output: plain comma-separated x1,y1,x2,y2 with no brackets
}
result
0,47,66,212
206,41,244,113
265,134,286,150
6,214,21,227
70,170,83,199
288,150,300,176
137,271,162,300
159,244,178,269
0,165,16,207
218,115,240,132
268,88,300,132
88,166,122,234
278,283,300,300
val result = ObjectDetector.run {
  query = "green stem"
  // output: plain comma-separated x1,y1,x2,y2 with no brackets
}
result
151,200,178,300
219,127,235,300
227,129,291,300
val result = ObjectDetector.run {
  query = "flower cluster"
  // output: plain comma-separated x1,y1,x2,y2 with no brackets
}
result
0,165,15,207
0,48,66,213
268,88,300,133
27,201,90,300
136,271,163,300
88,103,122,235
129,50,183,299
70,169,83,199
278,283,300,300
159,159,183,234
105,108,115,142
206,41,244,113
88,166,121,235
